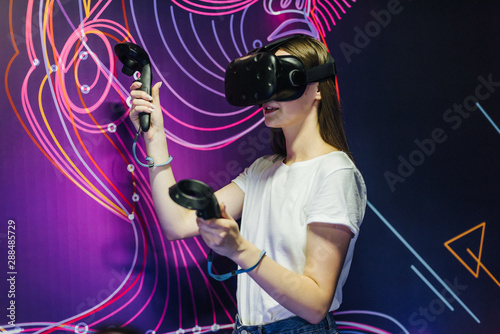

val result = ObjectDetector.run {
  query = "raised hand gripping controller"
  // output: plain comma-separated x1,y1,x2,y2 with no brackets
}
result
114,42,152,132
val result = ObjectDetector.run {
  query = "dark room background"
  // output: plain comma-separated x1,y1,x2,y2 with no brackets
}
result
1,1,499,333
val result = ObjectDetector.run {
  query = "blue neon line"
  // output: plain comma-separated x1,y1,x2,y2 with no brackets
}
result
410,265,454,311
367,201,480,323
476,103,500,135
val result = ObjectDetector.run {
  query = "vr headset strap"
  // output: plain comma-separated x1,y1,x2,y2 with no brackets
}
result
305,56,337,83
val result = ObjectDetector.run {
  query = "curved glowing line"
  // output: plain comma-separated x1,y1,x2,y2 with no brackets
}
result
337,322,391,334
38,74,126,215
162,116,264,151
171,0,259,16
41,0,135,224
316,2,333,31
170,6,225,84
335,310,409,334
178,241,200,325
91,210,151,327
229,14,243,56
189,13,227,72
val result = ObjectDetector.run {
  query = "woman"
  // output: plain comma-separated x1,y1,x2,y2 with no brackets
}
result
129,34,366,334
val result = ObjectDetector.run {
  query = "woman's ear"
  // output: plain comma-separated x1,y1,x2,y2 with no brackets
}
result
315,83,322,100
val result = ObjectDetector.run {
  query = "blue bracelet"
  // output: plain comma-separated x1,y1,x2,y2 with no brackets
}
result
208,249,266,281
132,131,173,168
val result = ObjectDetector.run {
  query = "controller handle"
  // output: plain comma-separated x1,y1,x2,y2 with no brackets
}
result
169,180,221,219
114,42,152,132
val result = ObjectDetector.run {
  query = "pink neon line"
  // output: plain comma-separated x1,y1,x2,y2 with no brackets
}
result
133,186,172,331
25,0,37,61
171,0,259,16
172,0,254,12
93,0,113,21
23,69,134,221
89,216,148,327
311,7,328,36
162,105,262,131
188,238,237,322
342,0,352,7
339,324,391,334
84,0,105,22
179,239,217,323
124,202,163,325
332,0,346,15
171,239,183,327
21,68,100,201
177,241,200,325
132,180,173,332
324,0,342,20
317,1,335,28
56,25,115,113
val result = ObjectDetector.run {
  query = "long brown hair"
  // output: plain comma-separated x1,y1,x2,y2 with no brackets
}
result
270,35,354,162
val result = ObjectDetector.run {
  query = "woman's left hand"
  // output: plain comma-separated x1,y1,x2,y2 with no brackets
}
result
196,203,243,259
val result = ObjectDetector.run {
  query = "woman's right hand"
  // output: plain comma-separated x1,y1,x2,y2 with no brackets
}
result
129,81,165,143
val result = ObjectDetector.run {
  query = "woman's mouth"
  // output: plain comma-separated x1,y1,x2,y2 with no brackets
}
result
264,106,278,115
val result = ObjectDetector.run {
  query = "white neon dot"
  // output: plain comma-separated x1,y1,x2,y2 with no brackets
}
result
33,59,40,66
79,51,88,60
133,71,141,81
128,213,135,220
80,85,90,94
74,322,88,334
145,331,156,334
132,193,140,202
211,324,220,332
107,123,117,133
126,96,132,108
127,164,135,172
192,326,201,334
50,64,58,72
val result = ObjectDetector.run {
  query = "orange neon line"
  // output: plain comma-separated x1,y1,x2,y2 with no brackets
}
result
45,2,134,214
444,222,486,277
71,33,136,211
38,74,125,216
42,0,127,216
83,0,91,17
466,248,500,287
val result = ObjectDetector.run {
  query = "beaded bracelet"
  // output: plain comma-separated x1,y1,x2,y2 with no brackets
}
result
132,131,173,168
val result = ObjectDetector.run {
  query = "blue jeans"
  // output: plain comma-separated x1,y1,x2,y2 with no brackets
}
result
232,312,338,334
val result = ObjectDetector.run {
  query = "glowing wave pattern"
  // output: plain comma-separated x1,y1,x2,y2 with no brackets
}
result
0,0,404,333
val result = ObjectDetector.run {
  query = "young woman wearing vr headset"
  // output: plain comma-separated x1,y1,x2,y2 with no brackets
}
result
129,34,366,334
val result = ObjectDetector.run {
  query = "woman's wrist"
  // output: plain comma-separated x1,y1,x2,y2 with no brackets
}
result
231,239,265,271
144,132,169,160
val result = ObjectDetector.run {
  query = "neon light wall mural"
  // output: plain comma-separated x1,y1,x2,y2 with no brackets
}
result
1,0,499,333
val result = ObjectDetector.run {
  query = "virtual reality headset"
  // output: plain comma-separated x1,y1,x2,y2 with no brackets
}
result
224,34,337,106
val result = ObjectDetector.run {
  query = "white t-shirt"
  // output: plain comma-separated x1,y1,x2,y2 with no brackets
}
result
232,151,367,326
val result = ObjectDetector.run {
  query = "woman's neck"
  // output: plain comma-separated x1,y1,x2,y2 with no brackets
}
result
282,117,337,165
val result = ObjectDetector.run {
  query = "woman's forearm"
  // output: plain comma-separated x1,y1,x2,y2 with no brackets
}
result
145,134,199,240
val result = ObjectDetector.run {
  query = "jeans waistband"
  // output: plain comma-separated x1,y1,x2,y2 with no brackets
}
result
233,312,338,334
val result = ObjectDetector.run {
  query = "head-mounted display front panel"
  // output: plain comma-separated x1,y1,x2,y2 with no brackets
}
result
224,53,308,106
224,35,336,107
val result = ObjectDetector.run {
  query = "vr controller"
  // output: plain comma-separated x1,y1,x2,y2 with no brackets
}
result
114,42,152,132
224,34,336,107
169,179,221,220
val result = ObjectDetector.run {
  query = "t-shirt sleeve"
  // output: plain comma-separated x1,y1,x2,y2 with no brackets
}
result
306,168,365,236
232,167,248,193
